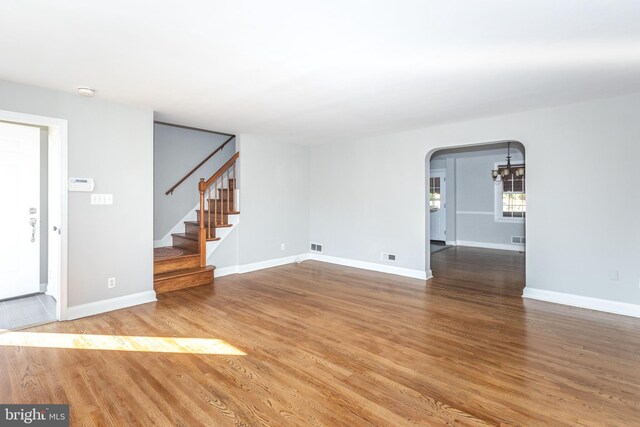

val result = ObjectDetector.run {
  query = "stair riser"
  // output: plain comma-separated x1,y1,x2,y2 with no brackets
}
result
197,211,229,224
172,235,198,252
208,198,235,207
185,222,216,238
154,255,200,275
154,270,213,294
206,201,236,213
216,188,235,199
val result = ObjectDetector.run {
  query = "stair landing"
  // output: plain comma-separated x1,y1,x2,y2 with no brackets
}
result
153,246,214,293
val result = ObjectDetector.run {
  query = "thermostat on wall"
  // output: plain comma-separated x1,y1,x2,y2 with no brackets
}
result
69,177,95,192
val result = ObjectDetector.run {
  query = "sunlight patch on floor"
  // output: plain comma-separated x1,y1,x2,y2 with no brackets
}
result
0,332,246,355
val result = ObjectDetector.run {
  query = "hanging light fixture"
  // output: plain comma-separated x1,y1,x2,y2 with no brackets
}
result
491,142,524,183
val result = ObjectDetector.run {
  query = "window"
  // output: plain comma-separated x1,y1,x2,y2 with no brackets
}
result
495,164,525,221
429,177,441,211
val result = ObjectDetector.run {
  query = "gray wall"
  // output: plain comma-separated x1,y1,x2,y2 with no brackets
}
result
309,93,640,305
154,124,235,240
236,135,310,265
208,230,239,269
0,79,154,307
431,145,525,246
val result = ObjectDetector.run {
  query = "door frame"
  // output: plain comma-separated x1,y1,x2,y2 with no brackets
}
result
425,140,527,281
429,168,447,242
0,109,68,321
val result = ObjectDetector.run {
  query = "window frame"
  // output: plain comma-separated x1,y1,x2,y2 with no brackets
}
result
493,162,526,224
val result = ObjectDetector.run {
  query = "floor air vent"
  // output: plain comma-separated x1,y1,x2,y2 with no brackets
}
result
381,252,397,262
511,236,526,245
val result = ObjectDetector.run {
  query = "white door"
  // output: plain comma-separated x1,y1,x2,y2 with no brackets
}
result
0,122,40,300
429,170,446,241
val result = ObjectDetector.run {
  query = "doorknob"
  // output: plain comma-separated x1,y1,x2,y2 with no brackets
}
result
29,218,37,243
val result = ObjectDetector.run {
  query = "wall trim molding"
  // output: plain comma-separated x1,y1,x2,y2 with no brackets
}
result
239,254,310,274
310,254,429,280
214,253,430,281
67,291,157,320
456,211,493,215
456,240,524,252
523,287,640,319
214,265,239,278
214,253,310,278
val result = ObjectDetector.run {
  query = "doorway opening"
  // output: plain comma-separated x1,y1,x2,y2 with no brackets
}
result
0,110,68,329
426,141,526,294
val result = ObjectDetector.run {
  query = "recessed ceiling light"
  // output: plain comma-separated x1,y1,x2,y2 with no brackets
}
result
77,87,95,97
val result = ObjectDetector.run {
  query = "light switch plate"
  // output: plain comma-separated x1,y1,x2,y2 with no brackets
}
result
91,194,113,205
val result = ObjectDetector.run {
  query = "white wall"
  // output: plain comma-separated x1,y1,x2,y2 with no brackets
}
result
154,123,235,240
236,135,310,265
0,79,154,308
310,93,640,305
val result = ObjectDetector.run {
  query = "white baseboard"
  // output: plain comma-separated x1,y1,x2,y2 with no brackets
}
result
67,291,157,320
213,253,310,278
214,265,239,277
238,253,310,274
212,253,429,281
523,288,640,318
445,240,457,246
456,240,524,252
310,254,429,280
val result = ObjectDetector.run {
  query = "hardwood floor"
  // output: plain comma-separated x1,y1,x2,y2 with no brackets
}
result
1,247,640,426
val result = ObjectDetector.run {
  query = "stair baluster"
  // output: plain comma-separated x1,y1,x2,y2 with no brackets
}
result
198,152,240,267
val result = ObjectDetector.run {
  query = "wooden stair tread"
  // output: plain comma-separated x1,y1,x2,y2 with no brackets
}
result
184,221,233,228
172,232,221,242
154,265,215,280
197,209,240,215
153,246,197,261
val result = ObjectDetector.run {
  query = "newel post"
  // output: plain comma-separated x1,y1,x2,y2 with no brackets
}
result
198,178,207,267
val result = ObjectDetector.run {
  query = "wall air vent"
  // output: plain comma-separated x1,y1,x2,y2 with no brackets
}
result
310,243,323,253
511,236,526,245
381,252,397,262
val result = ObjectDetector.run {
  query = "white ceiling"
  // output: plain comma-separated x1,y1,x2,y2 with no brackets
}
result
2,1,640,143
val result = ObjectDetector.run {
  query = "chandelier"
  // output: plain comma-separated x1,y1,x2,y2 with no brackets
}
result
491,141,525,183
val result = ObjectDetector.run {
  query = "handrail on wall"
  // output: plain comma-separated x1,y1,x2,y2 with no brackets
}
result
165,135,235,195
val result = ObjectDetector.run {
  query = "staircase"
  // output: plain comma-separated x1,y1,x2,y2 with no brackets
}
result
154,151,239,293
